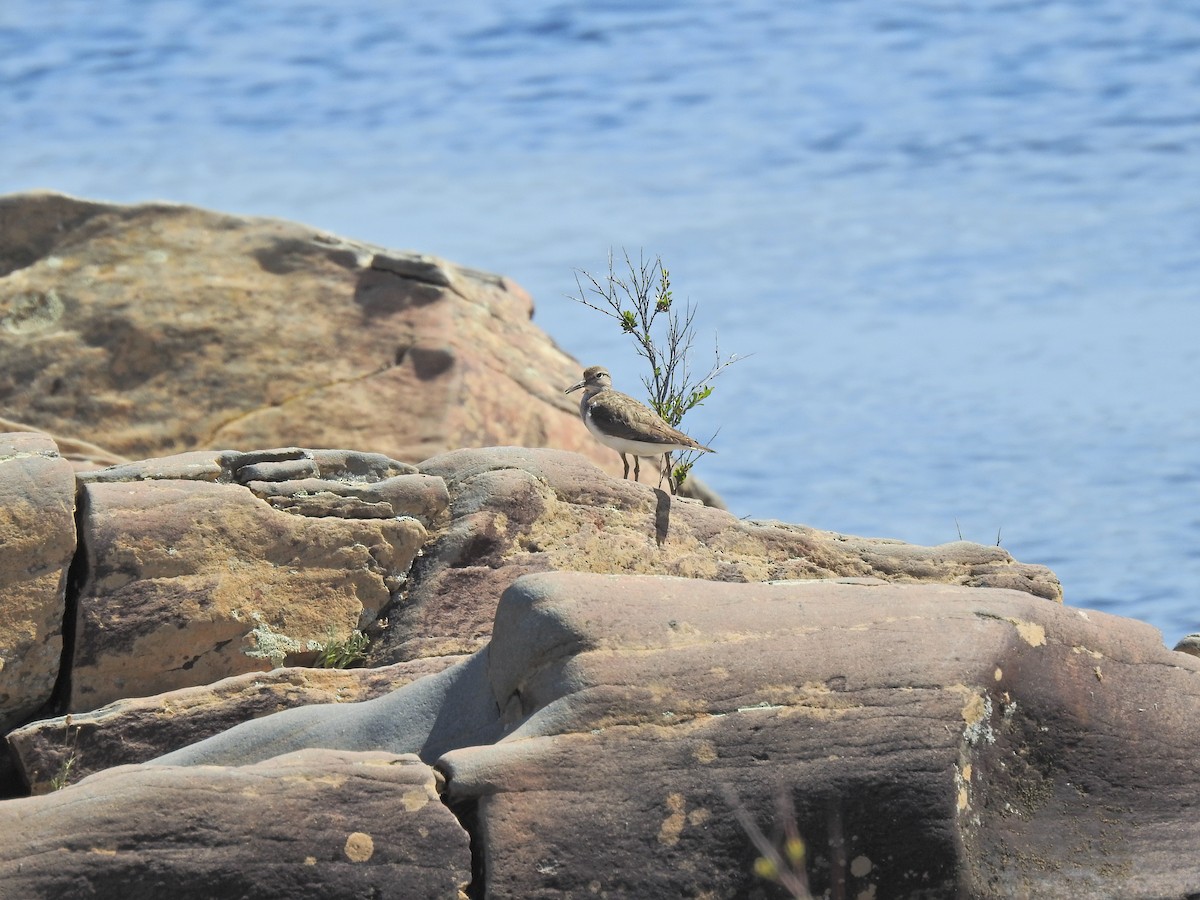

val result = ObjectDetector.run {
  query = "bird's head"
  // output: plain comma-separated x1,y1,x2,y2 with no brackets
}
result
565,365,613,394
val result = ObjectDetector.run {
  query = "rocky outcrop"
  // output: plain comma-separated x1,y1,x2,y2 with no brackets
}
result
17,439,1063,720
0,432,1195,896
0,191,613,473
1,437,1063,752
1175,633,1200,658
0,433,75,733
67,447,437,711
4,572,1198,898
436,573,1200,899
0,749,471,900
387,445,1063,661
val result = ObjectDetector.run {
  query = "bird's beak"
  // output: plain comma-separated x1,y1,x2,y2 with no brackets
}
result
565,379,586,394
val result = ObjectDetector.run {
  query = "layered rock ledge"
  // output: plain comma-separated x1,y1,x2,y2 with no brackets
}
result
1,435,1197,898
2,439,1063,779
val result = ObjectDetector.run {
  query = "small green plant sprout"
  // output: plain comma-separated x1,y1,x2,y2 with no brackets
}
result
572,249,740,493
314,629,369,669
49,752,77,792
954,519,1004,547
49,716,82,792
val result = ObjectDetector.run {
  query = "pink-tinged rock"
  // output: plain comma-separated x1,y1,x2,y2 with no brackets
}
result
0,432,76,732
0,749,470,899
1174,632,1200,658
67,448,434,712
8,655,464,794
434,572,1200,899
7,571,1193,897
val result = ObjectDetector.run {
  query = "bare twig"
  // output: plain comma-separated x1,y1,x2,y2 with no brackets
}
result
571,249,742,493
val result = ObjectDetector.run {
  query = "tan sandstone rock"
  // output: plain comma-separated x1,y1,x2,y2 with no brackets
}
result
0,417,124,471
0,191,618,475
0,433,76,733
67,447,440,712
378,446,1062,661
31,442,1058,728
0,749,470,900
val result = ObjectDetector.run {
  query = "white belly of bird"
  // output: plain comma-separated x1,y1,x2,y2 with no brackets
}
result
584,412,692,456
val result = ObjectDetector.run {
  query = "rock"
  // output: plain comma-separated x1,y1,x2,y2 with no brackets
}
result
0,191,111,276
0,749,471,900
7,655,464,794
0,416,125,470
24,441,1057,723
432,572,1200,899
377,446,1062,662
0,433,76,733
78,445,421,485
6,570,1197,897
125,572,1200,897
0,191,619,475
67,447,438,711
1,439,1065,807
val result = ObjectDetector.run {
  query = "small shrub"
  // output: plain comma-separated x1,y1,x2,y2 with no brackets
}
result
572,249,741,493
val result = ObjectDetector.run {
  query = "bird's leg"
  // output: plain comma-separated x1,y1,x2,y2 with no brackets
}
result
620,453,630,479
633,456,641,482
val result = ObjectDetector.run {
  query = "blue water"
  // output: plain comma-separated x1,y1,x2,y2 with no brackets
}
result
3,1,1198,645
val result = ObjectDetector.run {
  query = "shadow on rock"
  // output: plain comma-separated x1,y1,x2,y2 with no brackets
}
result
155,650,502,767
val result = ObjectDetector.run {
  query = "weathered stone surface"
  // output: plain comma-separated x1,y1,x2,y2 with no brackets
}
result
378,446,1062,662
139,572,1200,898
6,571,1197,897
433,572,1200,899
0,432,76,732
77,445,421,484
68,448,438,712
0,191,619,474
8,655,463,794
0,749,471,900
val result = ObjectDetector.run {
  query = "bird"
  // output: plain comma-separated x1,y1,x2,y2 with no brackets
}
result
565,365,714,482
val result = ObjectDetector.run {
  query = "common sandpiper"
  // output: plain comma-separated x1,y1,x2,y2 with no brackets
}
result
565,365,714,481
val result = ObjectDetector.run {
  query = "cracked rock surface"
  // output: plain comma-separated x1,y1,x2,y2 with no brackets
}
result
8,655,465,795
159,572,1200,898
382,446,1063,662
434,572,1200,898
0,433,75,733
